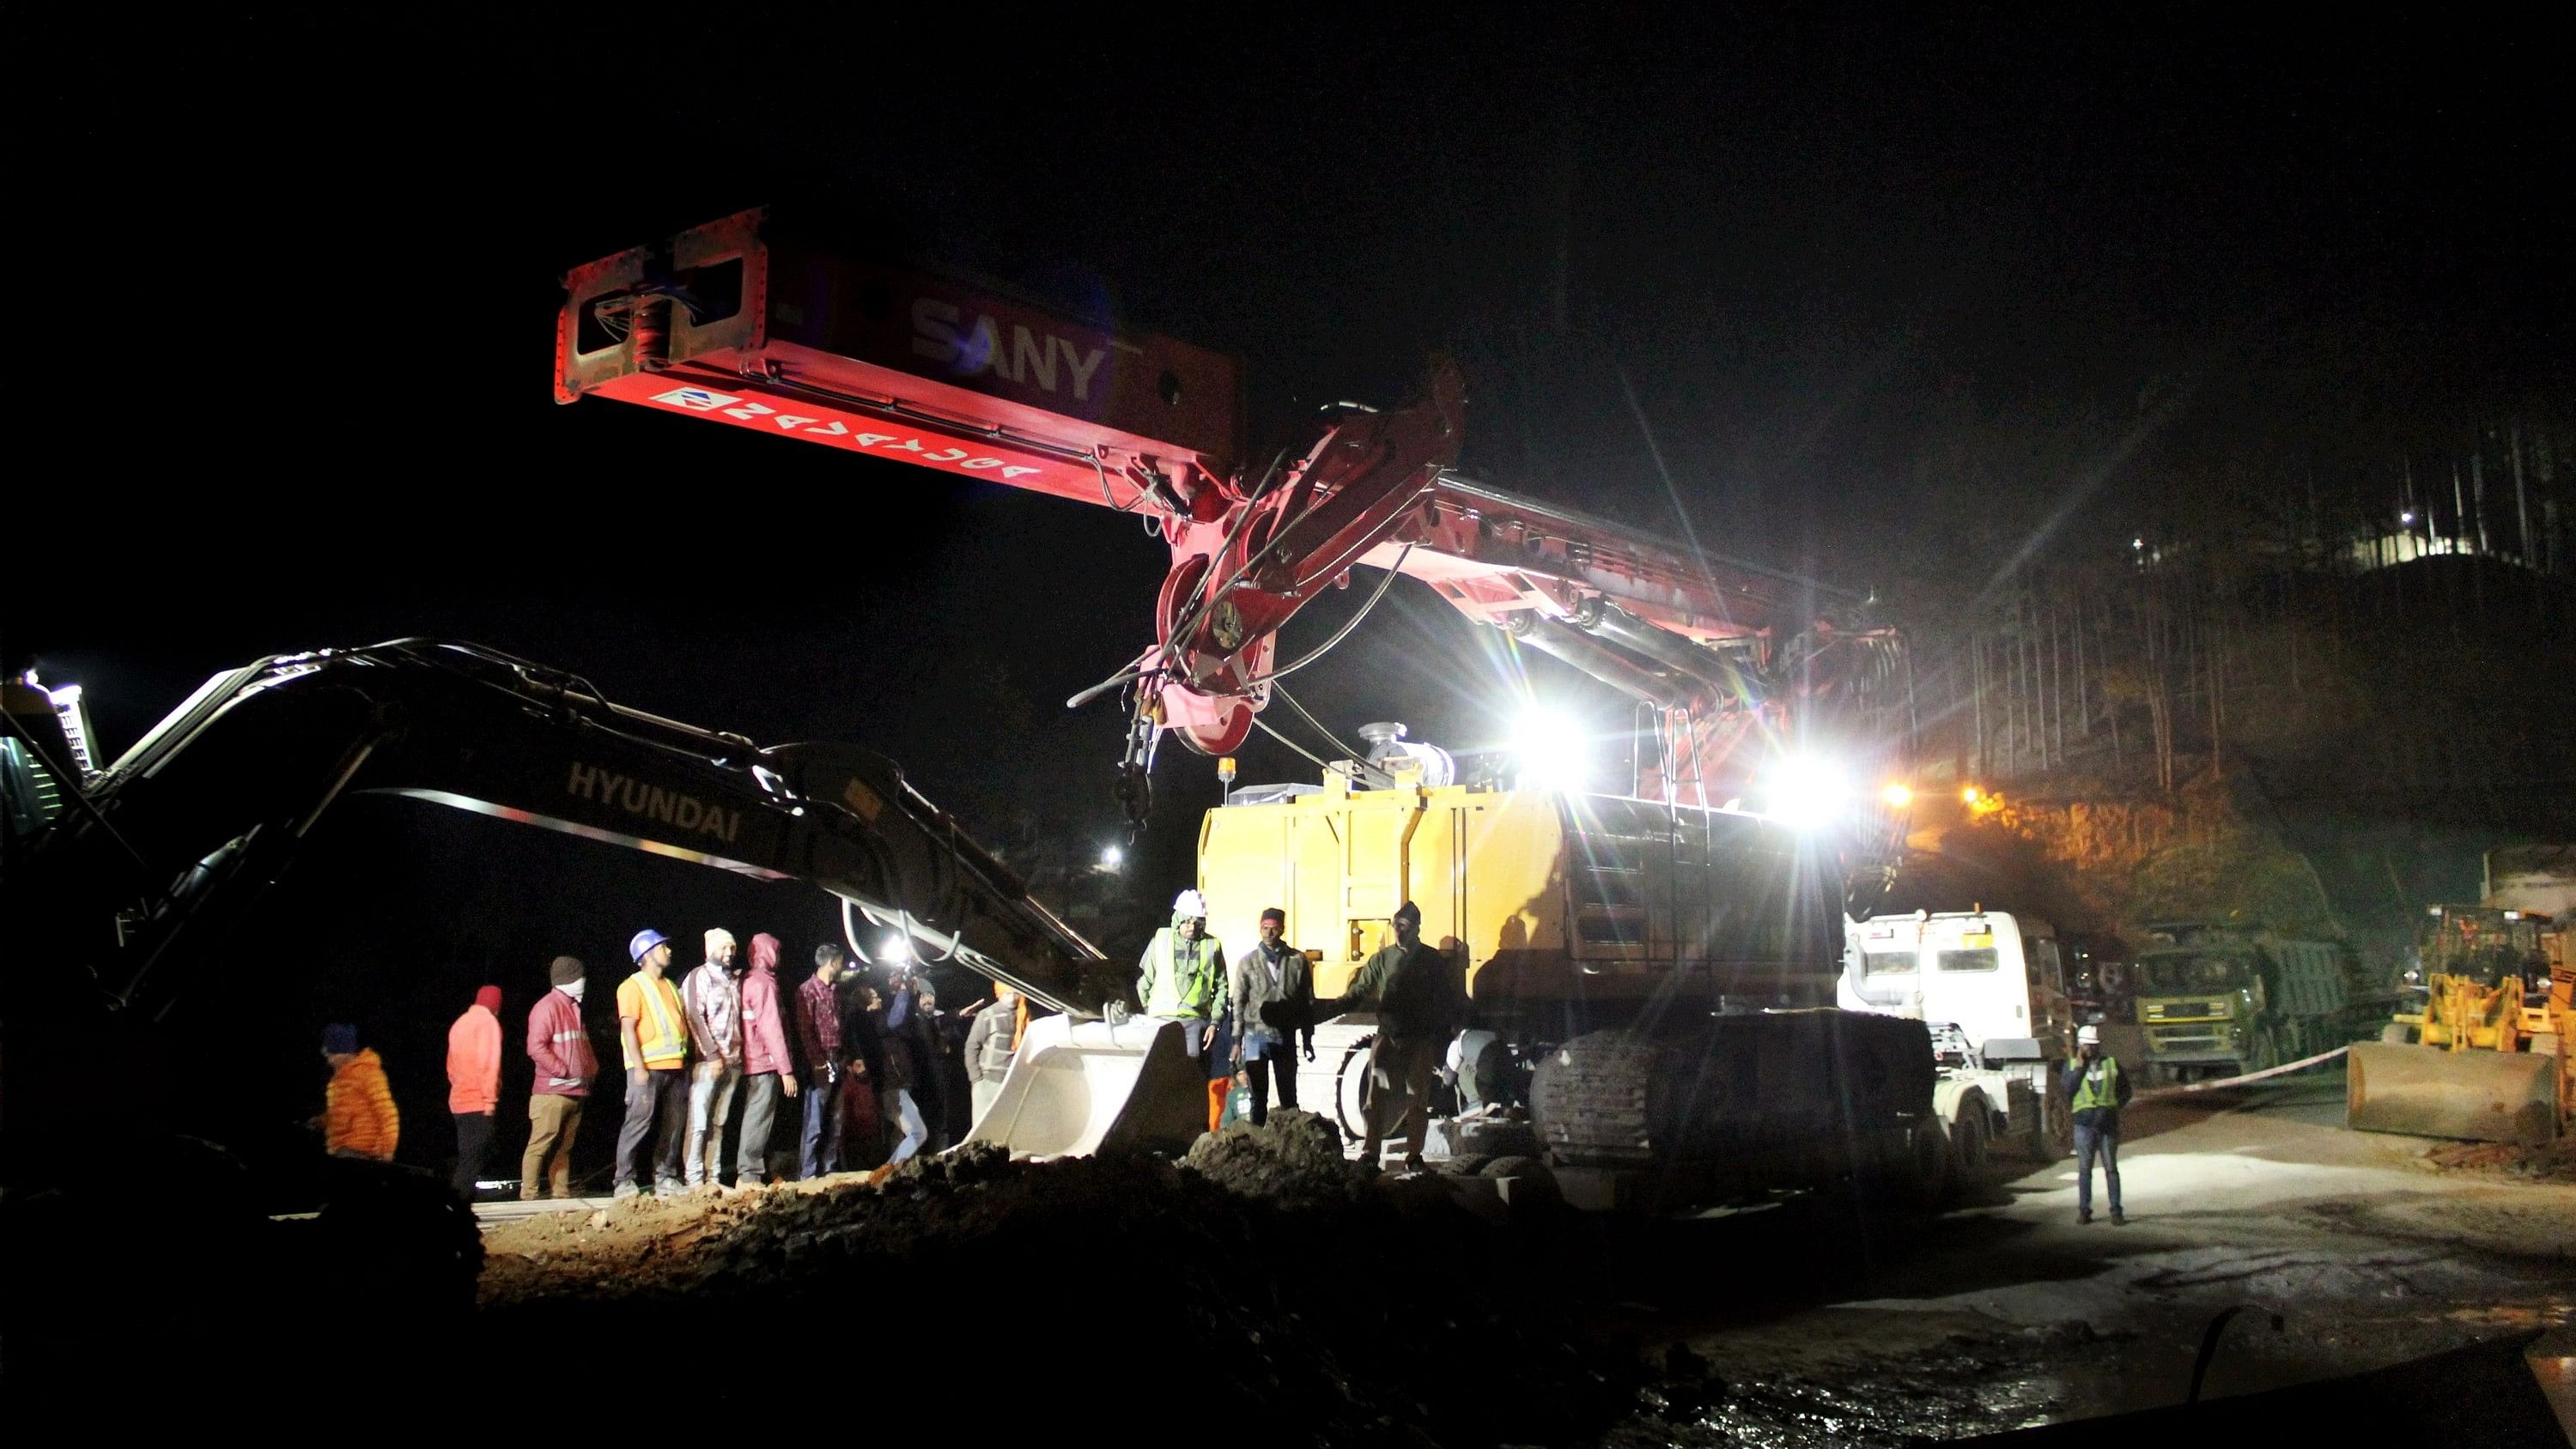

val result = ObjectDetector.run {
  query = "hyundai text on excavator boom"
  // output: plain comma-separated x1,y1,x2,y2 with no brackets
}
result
554,209,1955,1210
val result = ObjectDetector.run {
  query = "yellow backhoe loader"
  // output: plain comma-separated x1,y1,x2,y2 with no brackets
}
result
2348,906,2573,1145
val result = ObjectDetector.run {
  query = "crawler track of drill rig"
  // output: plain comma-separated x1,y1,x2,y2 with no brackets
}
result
1532,1015,1941,1211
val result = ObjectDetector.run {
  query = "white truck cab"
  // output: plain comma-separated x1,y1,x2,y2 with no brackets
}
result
1842,909,2076,1175
1843,909,2074,1060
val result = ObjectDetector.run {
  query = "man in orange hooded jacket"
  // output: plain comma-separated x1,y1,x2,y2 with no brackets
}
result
319,1022,398,1161
446,985,504,1196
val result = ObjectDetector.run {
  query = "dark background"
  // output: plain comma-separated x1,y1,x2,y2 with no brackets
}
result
9,9,2563,1171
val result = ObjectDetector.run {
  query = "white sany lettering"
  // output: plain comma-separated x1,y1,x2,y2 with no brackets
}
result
1000,465,1039,478
960,315,1000,378
775,415,817,431
1059,338,1107,402
720,402,775,421
1012,324,1057,392
854,433,896,446
909,298,961,365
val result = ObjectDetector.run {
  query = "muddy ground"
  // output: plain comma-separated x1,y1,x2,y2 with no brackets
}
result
475,1072,2576,1446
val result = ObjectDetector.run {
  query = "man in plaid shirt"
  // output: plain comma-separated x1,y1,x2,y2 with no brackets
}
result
795,943,850,1177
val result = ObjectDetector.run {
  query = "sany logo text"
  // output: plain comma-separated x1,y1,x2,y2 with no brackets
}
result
909,300,1109,403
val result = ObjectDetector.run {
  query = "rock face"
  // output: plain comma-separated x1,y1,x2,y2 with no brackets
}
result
479,1140,1627,1445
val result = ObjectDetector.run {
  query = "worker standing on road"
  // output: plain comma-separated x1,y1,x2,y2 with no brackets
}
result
613,929,690,1199
2066,1023,2133,1225
445,985,504,1197
1315,901,1463,1173
1138,889,1225,1065
681,928,745,1191
961,983,1024,1128
1230,907,1317,1127
734,932,798,1186
521,955,595,1200
317,1022,399,1161
795,943,848,1178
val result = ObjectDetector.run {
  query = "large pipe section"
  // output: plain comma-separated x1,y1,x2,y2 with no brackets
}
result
1579,603,1761,702
1504,612,1693,708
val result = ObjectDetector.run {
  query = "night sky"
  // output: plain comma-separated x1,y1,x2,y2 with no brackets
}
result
13,12,2564,1152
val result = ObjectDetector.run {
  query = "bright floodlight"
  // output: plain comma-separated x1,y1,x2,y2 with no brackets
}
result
1880,783,1913,809
1760,754,1850,830
1510,706,1589,792
1100,844,1125,870
877,932,912,966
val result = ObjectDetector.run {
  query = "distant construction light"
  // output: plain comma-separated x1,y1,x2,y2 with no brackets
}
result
1961,785,1983,805
1881,783,1914,809
877,932,913,966
1100,844,1125,871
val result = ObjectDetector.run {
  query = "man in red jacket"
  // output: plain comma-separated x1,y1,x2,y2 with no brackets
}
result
519,955,598,1200
733,932,799,1186
447,985,504,1197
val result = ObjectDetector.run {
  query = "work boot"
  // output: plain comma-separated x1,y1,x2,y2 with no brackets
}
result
519,1186,542,1203
2111,1210,2128,1226
2077,1210,2093,1225
612,1182,640,1202
654,1177,687,1197
1401,1153,1427,1175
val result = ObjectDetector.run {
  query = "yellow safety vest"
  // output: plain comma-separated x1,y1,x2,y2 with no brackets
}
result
1140,929,1222,1020
618,972,689,1069
2070,1056,2123,1114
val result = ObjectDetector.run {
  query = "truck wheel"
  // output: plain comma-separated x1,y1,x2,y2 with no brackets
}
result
1334,1034,1378,1141
2028,1092,2071,1162
1949,1096,1990,1180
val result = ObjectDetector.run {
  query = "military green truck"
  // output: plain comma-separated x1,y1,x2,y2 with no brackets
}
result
2129,924,2377,1084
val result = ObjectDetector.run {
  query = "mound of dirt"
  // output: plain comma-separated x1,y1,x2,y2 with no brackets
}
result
1182,1108,1366,1206
480,1144,1630,1446
2420,1137,2576,1182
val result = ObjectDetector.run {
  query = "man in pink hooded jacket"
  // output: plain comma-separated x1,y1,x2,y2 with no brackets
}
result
733,932,799,1185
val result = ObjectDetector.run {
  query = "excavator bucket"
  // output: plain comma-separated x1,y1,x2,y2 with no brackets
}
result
968,1016,1210,1159
2347,1040,2559,1145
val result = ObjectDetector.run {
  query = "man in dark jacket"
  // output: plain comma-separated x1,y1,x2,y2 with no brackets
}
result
2065,1023,2133,1225
795,943,848,1178
1314,901,1463,1171
1231,907,1316,1126
876,974,933,1165
838,981,890,1168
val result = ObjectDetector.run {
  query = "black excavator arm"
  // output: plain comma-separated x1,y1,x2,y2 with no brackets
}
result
6,639,1127,1024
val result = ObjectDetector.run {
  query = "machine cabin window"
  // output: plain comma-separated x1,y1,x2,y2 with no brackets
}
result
1937,947,2002,973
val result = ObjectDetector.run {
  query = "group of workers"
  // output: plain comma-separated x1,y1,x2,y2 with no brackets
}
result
316,888,2136,1210
315,886,1469,1192
1141,888,1466,1172
320,927,1029,1198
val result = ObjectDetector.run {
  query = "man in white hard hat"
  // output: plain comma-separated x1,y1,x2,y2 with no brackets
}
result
1138,888,1226,1067
2065,1023,2133,1225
